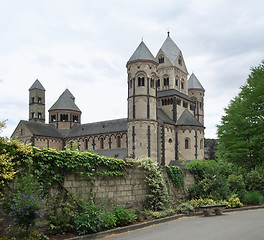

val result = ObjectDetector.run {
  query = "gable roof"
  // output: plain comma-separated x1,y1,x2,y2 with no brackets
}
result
188,73,205,91
159,36,181,65
29,79,45,91
127,41,158,65
176,109,203,127
66,118,127,138
14,120,63,138
49,89,81,112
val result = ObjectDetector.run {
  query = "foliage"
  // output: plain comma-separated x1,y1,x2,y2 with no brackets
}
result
113,205,137,227
137,158,170,211
6,172,44,232
227,195,243,208
176,203,194,214
204,139,218,160
227,174,246,199
166,166,184,189
101,212,117,229
185,160,233,183
217,60,264,169
187,198,217,209
244,168,264,194
243,191,263,205
0,120,7,135
65,140,80,151
73,202,104,235
0,230,49,240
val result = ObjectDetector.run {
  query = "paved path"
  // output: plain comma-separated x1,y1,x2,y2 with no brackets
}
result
100,209,264,240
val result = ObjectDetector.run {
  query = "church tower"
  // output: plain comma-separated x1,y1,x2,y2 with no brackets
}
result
49,89,82,129
29,79,45,123
188,73,205,125
126,41,159,161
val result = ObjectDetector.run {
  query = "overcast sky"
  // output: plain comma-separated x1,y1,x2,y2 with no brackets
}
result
0,0,263,139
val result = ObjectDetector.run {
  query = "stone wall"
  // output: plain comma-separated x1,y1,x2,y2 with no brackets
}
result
63,163,195,209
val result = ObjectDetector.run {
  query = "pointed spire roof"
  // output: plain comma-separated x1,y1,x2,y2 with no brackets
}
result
188,73,205,91
159,35,181,65
127,41,158,65
176,109,203,127
49,89,81,112
29,79,45,91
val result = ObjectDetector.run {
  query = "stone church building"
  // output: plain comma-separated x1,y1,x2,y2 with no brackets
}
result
12,33,205,165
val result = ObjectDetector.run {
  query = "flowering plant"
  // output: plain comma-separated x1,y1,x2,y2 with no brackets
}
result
8,172,44,231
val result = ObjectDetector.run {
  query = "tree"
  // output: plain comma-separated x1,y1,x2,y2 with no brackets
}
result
217,60,264,169
0,119,7,135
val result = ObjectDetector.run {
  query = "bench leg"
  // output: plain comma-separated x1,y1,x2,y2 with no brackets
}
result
215,208,223,215
203,209,213,216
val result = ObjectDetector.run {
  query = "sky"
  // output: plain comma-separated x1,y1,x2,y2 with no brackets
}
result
0,0,263,139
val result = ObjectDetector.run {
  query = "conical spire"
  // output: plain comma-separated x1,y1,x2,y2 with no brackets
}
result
159,35,181,65
127,41,158,65
188,73,205,91
29,79,45,91
49,89,81,112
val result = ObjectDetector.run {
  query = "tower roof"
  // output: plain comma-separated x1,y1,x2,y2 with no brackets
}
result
188,73,205,91
127,41,158,65
49,89,81,112
176,109,203,127
29,79,45,91
159,35,181,65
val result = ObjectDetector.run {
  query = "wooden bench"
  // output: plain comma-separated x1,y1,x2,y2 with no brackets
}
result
200,204,227,216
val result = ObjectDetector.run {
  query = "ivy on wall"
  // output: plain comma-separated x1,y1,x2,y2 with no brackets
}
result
166,166,184,189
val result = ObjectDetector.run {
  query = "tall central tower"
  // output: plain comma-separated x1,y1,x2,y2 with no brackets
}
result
126,41,159,161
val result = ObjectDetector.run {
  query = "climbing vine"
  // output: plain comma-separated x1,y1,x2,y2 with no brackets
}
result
137,158,170,211
166,166,184,189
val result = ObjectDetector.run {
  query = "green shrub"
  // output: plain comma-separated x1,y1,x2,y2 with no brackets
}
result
243,191,263,205
227,174,246,199
187,198,216,209
113,205,137,226
102,212,117,229
166,166,184,189
73,202,104,235
244,169,264,194
176,203,194,214
227,195,243,208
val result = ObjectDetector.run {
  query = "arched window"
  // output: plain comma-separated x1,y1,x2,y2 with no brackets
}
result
150,78,155,88
38,112,42,119
178,56,182,65
85,139,88,150
159,55,164,64
117,136,121,148
138,77,145,86
200,139,204,149
156,79,160,88
100,137,104,149
164,77,169,86
181,80,184,89
185,138,190,149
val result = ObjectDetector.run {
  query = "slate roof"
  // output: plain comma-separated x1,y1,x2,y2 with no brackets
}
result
159,36,181,65
49,89,81,112
66,118,127,138
157,89,193,102
176,109,203,127
188,73,205,91
21,120,62,138
29,79,45,91
127,41,158,65
157,108,175,125
95,148,128,160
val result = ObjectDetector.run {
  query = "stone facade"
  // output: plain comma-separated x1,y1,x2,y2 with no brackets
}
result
11,33,205,164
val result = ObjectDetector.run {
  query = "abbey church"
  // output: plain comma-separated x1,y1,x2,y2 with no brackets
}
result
11,33,205,165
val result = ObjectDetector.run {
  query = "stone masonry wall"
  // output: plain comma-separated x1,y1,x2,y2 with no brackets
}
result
63,163,195,209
